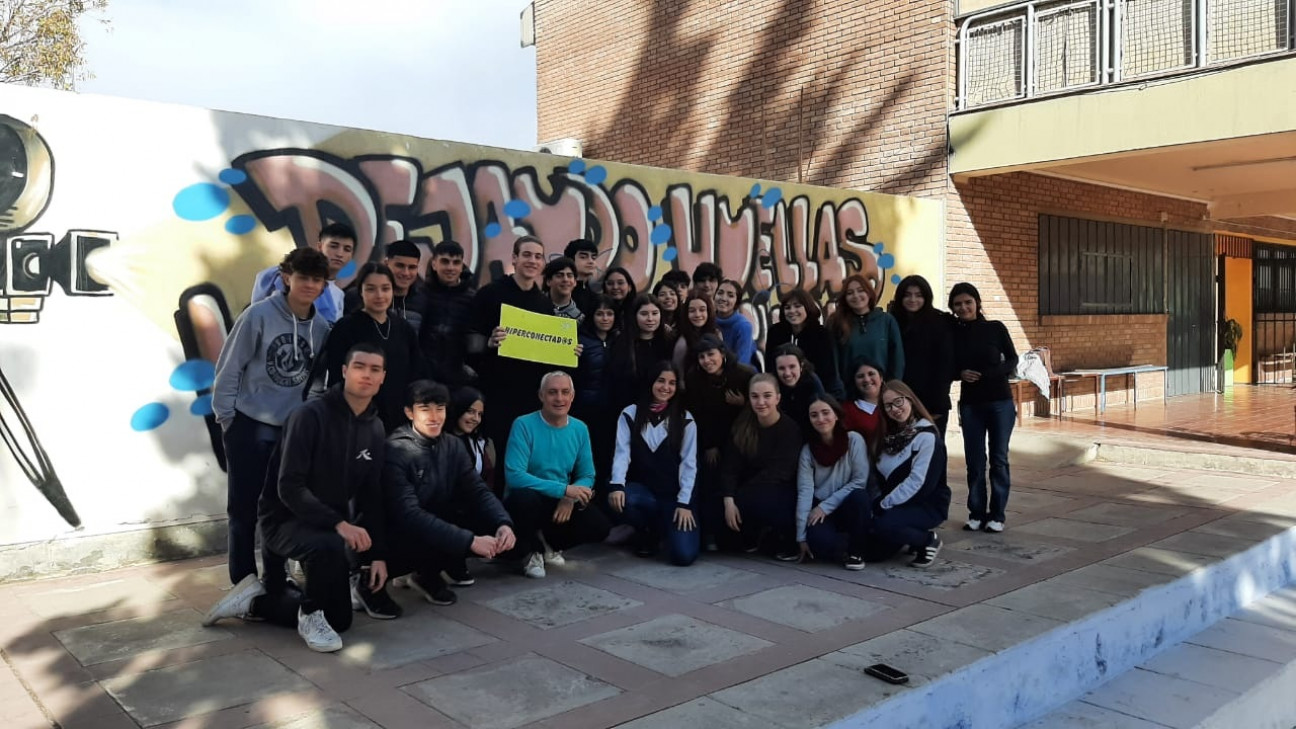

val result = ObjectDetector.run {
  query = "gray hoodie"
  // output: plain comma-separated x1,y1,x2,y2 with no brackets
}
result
213,293,330,428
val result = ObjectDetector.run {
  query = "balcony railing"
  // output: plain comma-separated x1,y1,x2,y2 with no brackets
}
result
956,0,1295,110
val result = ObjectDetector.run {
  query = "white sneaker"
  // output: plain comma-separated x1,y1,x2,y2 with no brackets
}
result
543,549,566,566
202,574,265,627
523,552,546,579
984,520,1006,533
349,572,364,611
297,608,343,653
963,519,983,532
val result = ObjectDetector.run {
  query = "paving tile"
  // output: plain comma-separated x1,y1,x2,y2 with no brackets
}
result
946,533,1075,564
611,561,759,593
720,585,889,633
1082,667,1237,728
99,651,315,726
19,578,176,619
616,697,781,729
1231,586,1296,633
831,628,992,683
403,654,619,729
1176,473,1277,492
338,610,497,670
1020,700,1178,728
578,614,771,677
1187,617,1296,663
1049,564,1176,597
711,657,906,727
875,559,1006,591
1193,514,1294,542
53,608,231,666
1015,517,1136,542
1002,489,1078,513
247,704,381,729
479,580,642,629
908,603,1063,653
1151,531,1256,558
1065,502,1189,527
1101,547,1218,576
1140,642,1280,694
986,581,1126,622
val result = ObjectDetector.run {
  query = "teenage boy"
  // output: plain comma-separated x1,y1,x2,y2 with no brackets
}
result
384,380,516,605
203,343,397,653
470,235,551,489
563,238,599,316
504,371,610,579
213,248,332,587
692,262,723,301
420,240,477,388
543,256,584,323
251,222,357,324
345,239,427,331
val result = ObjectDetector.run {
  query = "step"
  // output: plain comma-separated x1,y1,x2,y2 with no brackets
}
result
1019,585,1296,728
804,521,1296,728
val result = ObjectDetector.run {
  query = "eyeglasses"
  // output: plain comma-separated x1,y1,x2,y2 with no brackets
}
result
883,396,909,412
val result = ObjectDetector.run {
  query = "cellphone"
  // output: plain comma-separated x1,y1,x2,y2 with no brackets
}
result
864,663,910,685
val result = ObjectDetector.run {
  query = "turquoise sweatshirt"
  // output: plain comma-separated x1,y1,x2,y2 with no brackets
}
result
504,411,596,499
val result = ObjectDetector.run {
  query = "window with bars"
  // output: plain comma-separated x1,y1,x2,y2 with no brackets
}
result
1255,244,1296,313
1039,214,1164,315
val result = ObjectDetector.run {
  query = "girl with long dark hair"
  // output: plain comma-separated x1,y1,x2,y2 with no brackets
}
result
608,294,675,410
608,361,699,565
828,274,904,382
652,279,681,335
949,282,1018,533
841,358,886,452
684,336,755,548
765,288,842,398
672,291,721,370
870,380,949,567
770,343,825,436
575,295,621,496
887,274,955,435
714,279,757,367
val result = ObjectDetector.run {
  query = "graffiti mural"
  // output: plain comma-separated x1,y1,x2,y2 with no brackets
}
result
0,83,942,554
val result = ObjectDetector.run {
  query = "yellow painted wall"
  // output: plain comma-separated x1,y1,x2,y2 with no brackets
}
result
950,57,1296,175
1224,257,1253,383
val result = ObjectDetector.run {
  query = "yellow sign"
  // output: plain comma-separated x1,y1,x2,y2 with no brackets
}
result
498,305,579,367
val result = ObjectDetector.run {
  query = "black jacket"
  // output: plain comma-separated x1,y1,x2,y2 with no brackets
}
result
684,364,756,453
259,386,388,558
719,415,803,498
952,318,1019,405
420,273,478,388
765,320,843,399
383,425,512,557
469,275,551,400
576,331,615,410
898,311,956,415
307,310,424,433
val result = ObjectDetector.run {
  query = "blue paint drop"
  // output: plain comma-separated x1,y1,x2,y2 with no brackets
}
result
503,199,531,219
172,183,230,221
750,183,762,198
650,224,673,245
761,188,783,208
224,215,256,235
569,158,587,174
130,403,170,432
874,242,886,254
218,168,247,185
338,260,357,279
878,253,895,269
484,222,502,238
584,165,607,185
169,359,215,391
891,274,902,285
190,394,214,417
647,205,663,222
663,247,678,262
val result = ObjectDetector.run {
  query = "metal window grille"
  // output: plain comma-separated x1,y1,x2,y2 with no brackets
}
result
1035,1,1102,92
965,16,1027,106
1121,0,1195,77
1208,0,1291,62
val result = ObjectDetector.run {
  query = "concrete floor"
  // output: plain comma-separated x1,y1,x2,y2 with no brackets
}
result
3,437,1296,729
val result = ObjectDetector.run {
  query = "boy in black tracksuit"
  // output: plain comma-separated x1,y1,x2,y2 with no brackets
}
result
384,380,516,605
203,343,400,654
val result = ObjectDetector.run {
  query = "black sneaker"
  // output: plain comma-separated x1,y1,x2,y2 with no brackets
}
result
441,563,475,587
843,554,866,571
409,573,458,606
354,578,403,620
774,548,802,562
911,533,942,568
634,533,658,558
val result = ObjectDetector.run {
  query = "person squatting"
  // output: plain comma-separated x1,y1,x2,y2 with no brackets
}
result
204,228,1019,653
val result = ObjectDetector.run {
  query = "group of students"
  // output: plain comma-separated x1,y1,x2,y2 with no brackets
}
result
203,223,1021,654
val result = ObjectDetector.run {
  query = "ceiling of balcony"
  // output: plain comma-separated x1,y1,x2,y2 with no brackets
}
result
1040,131,1296,220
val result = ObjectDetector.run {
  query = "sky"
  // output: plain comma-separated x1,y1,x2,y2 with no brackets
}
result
76,0,538,151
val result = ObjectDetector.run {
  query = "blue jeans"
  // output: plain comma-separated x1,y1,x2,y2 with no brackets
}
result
960,399,1016,522
623,483,700,566
804,489,872,561
862,503,944,562
221,413,281,584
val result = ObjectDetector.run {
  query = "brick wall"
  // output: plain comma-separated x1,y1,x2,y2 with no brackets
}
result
533,0,952,197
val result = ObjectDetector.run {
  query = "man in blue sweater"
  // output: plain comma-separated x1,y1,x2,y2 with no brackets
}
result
504,371,610,578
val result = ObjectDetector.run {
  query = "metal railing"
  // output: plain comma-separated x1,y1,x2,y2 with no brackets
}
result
957,0,1295,109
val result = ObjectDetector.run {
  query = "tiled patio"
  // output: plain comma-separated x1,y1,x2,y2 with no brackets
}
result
1019,384,1296,456
4,440,1296,729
